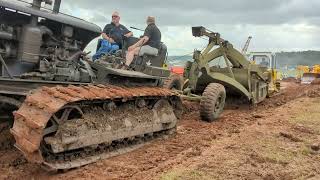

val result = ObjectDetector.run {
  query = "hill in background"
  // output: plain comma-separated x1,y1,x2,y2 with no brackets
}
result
167,50,320,69
276,51,320,69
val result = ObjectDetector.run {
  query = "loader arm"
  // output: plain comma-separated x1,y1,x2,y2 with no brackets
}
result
192,26,250,68
192,26,267,82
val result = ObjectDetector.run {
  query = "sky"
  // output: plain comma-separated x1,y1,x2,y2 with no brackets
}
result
8,0,320,55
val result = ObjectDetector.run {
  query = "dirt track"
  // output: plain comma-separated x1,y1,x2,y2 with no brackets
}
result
1,81,320,180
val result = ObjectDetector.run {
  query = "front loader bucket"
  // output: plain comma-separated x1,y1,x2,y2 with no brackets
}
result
301,73,320,84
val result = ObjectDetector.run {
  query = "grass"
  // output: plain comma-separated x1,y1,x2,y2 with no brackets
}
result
300,145,313,156
289,98,320,134
251,135,317,168
255,138,297,165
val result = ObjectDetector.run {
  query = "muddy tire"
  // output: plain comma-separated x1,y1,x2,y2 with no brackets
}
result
164,74,184,90
200,83,226,122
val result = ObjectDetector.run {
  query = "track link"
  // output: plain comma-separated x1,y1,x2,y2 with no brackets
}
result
42,128,175,170
10,84,181,170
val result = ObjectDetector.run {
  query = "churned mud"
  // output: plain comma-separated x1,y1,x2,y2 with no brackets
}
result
1,81,320,180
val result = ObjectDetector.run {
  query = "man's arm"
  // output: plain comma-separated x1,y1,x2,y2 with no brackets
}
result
129,26,151,49
122,25,133,38
102,24,115,43
131,36,149,48
124,31,133,38
101,33,115,43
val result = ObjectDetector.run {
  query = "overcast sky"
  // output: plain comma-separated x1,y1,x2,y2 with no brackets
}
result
12,0,320,55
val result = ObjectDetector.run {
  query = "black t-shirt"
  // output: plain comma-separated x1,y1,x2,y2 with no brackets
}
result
143,23,161,49
103,23,130,46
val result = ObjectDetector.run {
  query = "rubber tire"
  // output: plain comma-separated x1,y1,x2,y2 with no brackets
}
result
163,74,184,90
200,83,226,122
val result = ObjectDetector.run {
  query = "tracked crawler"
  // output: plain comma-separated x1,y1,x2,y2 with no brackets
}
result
11,85,181,170
0,0,182,171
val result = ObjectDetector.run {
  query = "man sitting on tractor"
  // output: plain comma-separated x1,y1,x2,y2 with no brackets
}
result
93,11,133,61
122,16,161,69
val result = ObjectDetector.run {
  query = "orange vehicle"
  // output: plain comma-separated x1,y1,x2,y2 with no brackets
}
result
170,66,184,75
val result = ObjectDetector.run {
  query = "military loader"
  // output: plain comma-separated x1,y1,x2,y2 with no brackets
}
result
183,26,274,122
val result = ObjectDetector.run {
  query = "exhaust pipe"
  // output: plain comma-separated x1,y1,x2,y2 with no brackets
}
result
53,0,61,13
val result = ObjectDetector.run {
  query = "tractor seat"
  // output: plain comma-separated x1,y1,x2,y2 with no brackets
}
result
149,43,167,67
138,47,159,57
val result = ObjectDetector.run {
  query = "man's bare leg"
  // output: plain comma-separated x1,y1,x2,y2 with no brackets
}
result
125,47,140,66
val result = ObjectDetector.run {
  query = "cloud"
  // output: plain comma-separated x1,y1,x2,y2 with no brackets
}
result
9,0,320,55
56,0,320,55
62,0,320,26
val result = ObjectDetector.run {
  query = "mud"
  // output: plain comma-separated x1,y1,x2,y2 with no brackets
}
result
305,86,320,98
0,82,320,179
0,123,14,151
311,78,320,85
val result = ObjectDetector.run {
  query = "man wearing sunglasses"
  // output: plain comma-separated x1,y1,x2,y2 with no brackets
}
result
93,11,132,61
123,16,161,69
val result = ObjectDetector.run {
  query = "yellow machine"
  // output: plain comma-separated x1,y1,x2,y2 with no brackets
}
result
241,37,280,93
301,65,320,84
248,52,280,94
297,65,310,80
312,65,320,73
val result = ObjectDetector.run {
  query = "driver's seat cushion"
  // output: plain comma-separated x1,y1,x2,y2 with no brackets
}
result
138,45,159,56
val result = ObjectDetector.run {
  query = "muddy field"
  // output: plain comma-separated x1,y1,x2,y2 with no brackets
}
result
1,81,320,180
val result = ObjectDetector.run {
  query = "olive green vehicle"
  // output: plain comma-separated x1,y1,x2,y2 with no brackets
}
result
183,26,273,122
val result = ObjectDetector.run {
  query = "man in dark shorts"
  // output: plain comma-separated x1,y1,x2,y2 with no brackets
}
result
123,16,161,68
93,11,132,61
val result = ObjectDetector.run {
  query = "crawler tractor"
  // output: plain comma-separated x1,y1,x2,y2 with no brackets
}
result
0,0,181,170
301,65,320,84
183,27,274,121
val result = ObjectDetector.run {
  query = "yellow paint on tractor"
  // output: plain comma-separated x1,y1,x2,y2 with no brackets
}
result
300,65,320,84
